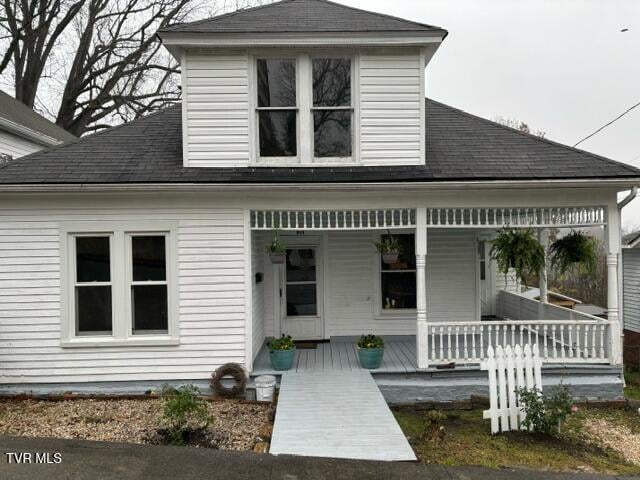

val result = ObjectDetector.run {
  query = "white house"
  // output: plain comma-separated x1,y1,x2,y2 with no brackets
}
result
0,90,76,160
0,0,637,401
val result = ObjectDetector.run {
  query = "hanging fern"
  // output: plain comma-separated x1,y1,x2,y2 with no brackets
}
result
549,230,598,275
490,228,546,284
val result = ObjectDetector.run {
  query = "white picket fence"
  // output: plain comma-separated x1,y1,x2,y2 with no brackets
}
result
481,344,543,434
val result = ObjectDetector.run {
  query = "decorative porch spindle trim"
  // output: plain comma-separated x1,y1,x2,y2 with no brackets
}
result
426,206,605,228
250,209,416,230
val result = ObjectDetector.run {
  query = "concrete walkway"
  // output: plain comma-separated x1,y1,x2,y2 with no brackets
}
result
270,370,415,461
0,435,637,480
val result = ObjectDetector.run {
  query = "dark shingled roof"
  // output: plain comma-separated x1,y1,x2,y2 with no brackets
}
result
160,0,445,35
0,90,76,143
623,231,640,247
0,98,638,185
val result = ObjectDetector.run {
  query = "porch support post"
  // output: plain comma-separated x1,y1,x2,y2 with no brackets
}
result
538,228,549,304
606,204,622,366
415,207,429,369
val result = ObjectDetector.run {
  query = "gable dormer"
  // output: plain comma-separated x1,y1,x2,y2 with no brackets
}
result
158,0,447,167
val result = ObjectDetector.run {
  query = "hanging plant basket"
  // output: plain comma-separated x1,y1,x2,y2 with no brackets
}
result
490,228,545,284
266,228,287,264
269,251,286,264
374,231,402,265
381,252,399,264
549,230,598,275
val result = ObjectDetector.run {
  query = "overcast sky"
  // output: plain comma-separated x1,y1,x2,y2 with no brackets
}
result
341,0,640,230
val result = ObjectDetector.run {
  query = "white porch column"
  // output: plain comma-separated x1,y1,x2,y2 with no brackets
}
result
415,208,429,369
538,228,549,304
606,204,622,366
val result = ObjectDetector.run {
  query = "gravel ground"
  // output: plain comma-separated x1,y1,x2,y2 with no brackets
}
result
0,398,273,451
582,417,640,466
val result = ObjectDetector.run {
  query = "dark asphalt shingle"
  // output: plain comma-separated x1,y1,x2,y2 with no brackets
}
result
159,0,446,35
0,90,76,143
0,98,638,185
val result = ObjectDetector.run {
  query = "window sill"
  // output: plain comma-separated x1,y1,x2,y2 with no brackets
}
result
60,336,180,348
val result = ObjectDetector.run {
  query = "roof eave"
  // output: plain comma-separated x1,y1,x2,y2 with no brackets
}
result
0,177,638,193
159,30,446,58
0,116,64,147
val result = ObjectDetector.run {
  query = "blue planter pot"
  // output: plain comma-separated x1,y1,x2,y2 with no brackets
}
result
357,347,384,369
270,347,296,371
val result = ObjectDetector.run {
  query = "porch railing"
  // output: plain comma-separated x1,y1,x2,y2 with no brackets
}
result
422,291,611,366
423,319,610,366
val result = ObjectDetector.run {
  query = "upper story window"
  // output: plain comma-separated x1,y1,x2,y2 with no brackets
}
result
312,58,352,158
255,54,353,164
257,59,297,157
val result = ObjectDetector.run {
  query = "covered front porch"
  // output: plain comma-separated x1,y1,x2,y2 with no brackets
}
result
247,205,622,374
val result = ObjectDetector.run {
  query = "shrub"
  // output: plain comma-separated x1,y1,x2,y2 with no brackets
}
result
422,410,447,441
268,335,295,351
160,384,211,445
357,334,384,349
516,384,574,435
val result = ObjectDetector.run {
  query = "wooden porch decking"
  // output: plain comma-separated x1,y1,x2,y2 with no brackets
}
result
251,336,420,375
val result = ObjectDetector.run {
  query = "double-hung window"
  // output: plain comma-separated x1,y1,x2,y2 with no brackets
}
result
62,222,177,346
255,54,353,163
312,57,352,159
257,58,297,158
379,234,417,312
74,235,113,335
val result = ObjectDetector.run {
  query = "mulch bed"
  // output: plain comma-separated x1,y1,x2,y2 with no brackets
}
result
0,398,274,451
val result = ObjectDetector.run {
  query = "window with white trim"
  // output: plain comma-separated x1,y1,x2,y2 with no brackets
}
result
74,235,113,335
379,234,416,311
254,53,353,164
62,222,177,346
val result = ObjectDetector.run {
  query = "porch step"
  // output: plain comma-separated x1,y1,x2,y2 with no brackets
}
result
269,370,416,462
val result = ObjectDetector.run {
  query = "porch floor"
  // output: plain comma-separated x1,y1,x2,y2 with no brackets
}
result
252,336,419,375
269,370,416,461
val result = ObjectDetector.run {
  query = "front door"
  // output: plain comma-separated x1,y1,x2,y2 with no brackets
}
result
281,246,323,340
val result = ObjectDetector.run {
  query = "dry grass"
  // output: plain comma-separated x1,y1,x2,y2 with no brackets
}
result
395,408,640,475
0,398,273,451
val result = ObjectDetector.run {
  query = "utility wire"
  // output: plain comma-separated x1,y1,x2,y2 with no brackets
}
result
573,100,640,147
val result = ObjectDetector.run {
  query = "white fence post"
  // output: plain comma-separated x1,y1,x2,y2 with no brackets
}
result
482,343,543,434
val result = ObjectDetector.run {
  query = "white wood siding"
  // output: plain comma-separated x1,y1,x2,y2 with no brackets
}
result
624,249,640,333
0,130,43,158
0,206,248,384
260,230,477,338
184,52,250,167
359,50,423,166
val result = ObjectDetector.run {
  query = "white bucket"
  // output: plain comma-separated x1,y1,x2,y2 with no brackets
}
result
255,375,277,402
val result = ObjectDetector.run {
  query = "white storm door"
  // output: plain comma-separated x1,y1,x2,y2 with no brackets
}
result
281,246,323,340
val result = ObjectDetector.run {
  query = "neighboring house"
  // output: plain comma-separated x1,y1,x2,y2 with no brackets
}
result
0,0,636,401
622,231,640,368
0,90,75,160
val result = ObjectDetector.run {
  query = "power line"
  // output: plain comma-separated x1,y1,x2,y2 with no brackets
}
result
573,100,640,148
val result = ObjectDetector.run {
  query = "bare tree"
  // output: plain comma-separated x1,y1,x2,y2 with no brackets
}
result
494,116,546,138
0,0,268,135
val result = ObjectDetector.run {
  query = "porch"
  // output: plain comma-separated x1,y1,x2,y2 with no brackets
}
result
247,205,622,374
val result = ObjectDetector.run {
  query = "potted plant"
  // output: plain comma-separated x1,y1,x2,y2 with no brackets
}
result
549,230,598,275
268,335,296,371
374,232,402,264
356,334,384,369
266,229,287,264
490,228,545,284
